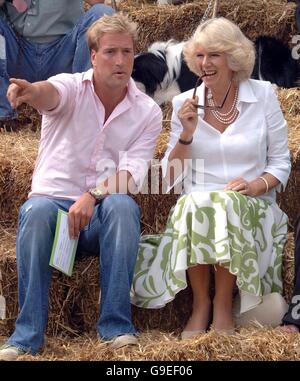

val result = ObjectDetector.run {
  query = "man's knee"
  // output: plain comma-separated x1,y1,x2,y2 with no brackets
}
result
101,194,140,220
86,4,115,21
19,197,58,229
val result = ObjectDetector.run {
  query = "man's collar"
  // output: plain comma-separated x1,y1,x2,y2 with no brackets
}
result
82,69,94,82
127,77,141,101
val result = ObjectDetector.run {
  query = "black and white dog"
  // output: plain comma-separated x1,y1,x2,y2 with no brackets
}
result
132,36,300,105
132,40,198,105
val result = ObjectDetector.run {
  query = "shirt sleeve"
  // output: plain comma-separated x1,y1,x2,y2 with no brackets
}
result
118,104,163,191
38,73,78,116
264,83,291,192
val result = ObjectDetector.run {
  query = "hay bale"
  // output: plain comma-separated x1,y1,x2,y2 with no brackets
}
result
0,153,12,226
278,88,300,120
283,232,295,303
2,326,300,361
0,228,295,337
0,131,39,226
277,89,300,165
118,0,297,52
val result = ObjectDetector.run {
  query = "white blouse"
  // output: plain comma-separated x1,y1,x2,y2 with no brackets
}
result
161,79,291,204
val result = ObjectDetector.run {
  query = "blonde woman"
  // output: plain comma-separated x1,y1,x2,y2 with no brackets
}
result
132,17,291,338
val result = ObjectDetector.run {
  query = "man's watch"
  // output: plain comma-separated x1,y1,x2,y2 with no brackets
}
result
88,187,105,202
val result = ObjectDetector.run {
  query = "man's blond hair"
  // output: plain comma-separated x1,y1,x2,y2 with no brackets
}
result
87,13,138,52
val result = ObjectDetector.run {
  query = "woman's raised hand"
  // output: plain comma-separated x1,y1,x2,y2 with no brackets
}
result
177,96,199,139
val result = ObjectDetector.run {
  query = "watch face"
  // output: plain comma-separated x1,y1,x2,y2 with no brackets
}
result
90,188,103,200
93,189,102,197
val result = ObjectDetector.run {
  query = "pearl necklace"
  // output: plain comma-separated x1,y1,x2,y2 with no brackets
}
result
207,86,239,125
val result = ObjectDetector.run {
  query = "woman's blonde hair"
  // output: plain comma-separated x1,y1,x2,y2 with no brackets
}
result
183,17,255,83
87,12,138,52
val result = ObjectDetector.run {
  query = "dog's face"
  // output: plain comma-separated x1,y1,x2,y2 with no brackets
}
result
132,52,168,96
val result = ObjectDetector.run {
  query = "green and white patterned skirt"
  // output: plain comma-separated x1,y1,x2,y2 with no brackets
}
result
131,191,288,313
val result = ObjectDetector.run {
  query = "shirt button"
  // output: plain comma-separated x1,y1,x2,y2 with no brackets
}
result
27,22,31,26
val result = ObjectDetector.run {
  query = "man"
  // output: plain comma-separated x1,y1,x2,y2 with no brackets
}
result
0,12,162,360
280,215,300,333
0,0,114,127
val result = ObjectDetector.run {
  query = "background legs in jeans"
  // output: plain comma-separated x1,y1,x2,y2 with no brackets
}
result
0,4,114,120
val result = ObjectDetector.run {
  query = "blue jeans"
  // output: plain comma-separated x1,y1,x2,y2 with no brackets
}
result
7,194,140,354
0,4,114,120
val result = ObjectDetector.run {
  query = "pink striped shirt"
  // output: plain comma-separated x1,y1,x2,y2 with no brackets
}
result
29,69,162,200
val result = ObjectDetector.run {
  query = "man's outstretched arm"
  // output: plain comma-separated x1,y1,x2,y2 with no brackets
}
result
7,78,60,111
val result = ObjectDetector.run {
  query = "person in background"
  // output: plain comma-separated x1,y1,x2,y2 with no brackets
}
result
0,0,114,128
0,13,162,360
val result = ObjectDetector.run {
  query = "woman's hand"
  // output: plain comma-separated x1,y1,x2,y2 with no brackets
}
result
224,177,257,197
177,96,199,140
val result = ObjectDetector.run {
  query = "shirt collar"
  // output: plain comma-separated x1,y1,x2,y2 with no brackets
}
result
194,78,258,116
82,68,94,83
82,69,140,101
127,77,141,100
237,80,258,103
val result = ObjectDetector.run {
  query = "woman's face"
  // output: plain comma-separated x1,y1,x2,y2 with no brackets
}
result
194,45,233,89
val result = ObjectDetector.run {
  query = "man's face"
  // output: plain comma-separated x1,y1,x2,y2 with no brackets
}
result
91,32,134,91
